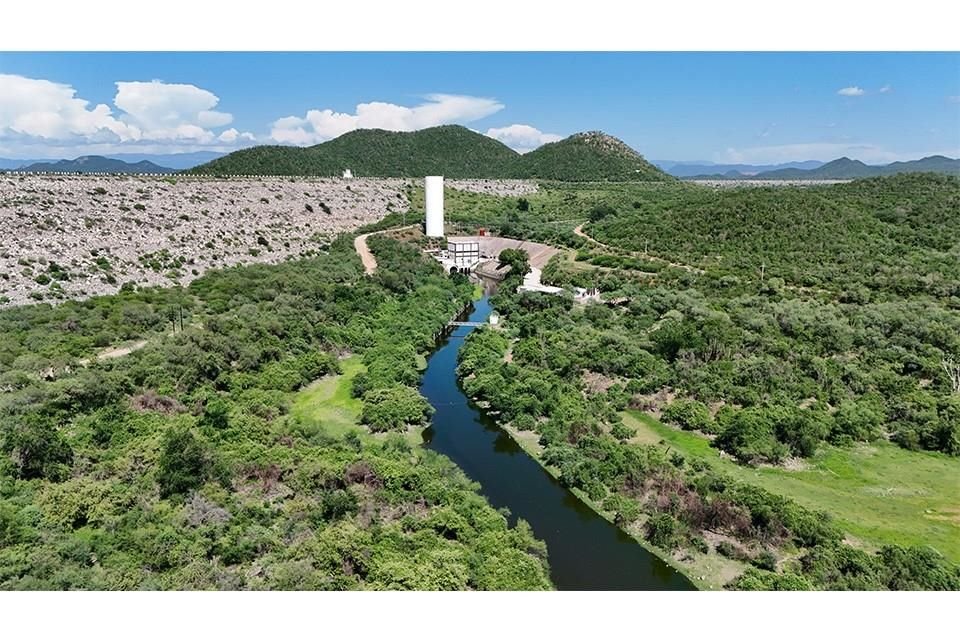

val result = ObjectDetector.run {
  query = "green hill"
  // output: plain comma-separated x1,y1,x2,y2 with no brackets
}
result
588,172,960,298
189,125,520,178
514,131,670,181
188,126,672,182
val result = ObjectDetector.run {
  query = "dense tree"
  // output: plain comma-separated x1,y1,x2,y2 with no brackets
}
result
360,385,434,432
156,425,209,498
0,413,73,481
498,248,530,278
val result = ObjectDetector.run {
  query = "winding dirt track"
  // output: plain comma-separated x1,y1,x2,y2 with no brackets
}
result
354,225,420,275
573,224,832,296
353,232,379,275
573,224,705,274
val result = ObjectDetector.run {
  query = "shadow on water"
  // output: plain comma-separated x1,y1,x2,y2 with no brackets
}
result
419,294,695,591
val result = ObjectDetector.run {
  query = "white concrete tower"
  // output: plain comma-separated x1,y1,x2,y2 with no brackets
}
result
425,175,444,237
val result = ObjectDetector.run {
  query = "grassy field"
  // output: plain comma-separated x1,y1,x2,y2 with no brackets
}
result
623,410,960,563
290,354,427,445
290,355,366,438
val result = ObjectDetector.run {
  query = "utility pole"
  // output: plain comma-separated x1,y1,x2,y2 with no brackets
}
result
760,262,766,283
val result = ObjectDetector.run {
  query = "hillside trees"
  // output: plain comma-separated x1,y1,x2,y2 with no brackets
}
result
576,175,960,455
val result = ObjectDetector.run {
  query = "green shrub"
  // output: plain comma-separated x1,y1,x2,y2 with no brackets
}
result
0,413,73,481
731,567,815,591
662,399,713,432
716,540,750,561
715,407,790,464
361,385,434,432
156,425,209,498
644,513,680,550
0,501,23,547
610,420,636,441
752,550,778,571
513,413,536,432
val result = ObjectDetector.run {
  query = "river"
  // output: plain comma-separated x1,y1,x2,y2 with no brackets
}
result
419,295,694,590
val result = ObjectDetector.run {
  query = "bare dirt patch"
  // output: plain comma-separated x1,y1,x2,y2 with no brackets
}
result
98,340,148,360
628,388,677,418
581,370,621,394
130,390,186,415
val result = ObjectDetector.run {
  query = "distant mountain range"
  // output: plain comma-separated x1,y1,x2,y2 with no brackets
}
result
100,151,226,170
685,156,960,180
15,156,175,174
656,160,824,177
0,151,226,172
4,146,955,181
0,158,44,170
188,125,672,181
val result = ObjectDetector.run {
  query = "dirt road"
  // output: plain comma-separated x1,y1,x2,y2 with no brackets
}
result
573,224,705,274
354,232,378,275
573,224,831,296
354,225,420,275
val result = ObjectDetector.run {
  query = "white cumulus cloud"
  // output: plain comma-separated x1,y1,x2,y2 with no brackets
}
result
269,94,504,145
837,86,865,97
879,84,893,93
217,128,256,144
0,74,254,156
114,80,236,143
0,73,138,143
485,124,562,153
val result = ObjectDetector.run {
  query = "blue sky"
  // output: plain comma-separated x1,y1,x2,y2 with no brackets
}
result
0,52,958,163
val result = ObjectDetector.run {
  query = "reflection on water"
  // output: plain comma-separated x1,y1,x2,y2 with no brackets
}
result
419,294,694,591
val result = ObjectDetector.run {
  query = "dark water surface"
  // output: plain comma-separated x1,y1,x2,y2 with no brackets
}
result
420,295,694,590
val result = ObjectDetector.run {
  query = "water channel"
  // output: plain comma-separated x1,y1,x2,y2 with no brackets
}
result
419,294,694,590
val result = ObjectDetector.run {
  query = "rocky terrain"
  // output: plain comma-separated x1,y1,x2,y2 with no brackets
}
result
0,175,412,307
0,175,544,308
447,179,538,197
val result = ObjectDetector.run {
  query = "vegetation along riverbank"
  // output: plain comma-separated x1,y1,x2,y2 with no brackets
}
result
448,174,960,590
0,234,552,589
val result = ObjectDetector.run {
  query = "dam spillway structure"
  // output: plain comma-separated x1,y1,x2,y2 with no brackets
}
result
425,175,444,237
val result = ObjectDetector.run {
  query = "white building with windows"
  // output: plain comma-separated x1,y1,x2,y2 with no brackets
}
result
447,239,481,270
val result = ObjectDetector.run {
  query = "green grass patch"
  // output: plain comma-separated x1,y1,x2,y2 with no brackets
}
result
623,409,960,563
290,354,429,447
290,355,366,438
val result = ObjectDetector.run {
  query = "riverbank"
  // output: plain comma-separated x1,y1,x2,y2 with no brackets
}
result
493,419,714,588
288,294,694,589
425,295,693,590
